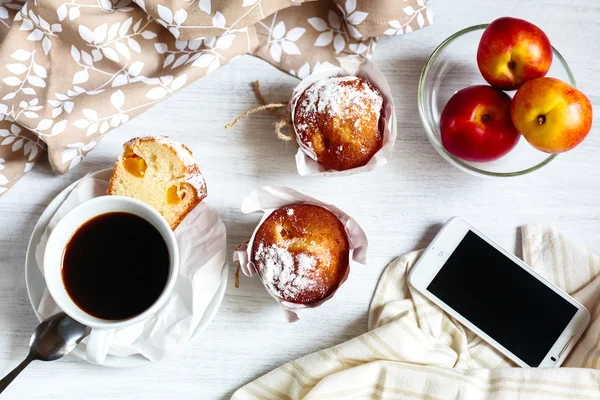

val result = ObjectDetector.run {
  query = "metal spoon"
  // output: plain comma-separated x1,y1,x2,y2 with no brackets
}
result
0,313,90,394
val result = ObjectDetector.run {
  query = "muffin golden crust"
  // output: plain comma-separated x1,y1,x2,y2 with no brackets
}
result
294,76,384,171
251,204,350,304
107,136,207,229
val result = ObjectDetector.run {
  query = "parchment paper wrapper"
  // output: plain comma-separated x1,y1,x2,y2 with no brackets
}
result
289,57,397,176
234,186,368,322
34,175,227,362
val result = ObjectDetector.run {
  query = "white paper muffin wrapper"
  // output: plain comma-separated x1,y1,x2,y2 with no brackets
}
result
289,56,397,176
233,185,368,322
33,175,227,362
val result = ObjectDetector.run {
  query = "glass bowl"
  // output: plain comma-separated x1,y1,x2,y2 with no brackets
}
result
418,24,576,177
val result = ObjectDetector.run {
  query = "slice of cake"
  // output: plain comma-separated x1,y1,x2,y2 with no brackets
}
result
107,136,207,229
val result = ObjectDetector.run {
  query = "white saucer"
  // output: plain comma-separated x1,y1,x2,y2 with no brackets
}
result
24,168,228,367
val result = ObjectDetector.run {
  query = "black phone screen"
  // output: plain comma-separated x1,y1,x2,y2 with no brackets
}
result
427,231,578,366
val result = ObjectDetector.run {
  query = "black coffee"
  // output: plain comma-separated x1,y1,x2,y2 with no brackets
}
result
62,212,170,320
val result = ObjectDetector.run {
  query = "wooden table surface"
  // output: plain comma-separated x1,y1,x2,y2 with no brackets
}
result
1,0,599,398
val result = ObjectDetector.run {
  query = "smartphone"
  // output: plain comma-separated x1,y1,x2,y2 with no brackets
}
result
408,217,590,367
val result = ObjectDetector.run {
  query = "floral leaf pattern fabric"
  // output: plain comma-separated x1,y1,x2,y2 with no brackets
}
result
0,0,432,196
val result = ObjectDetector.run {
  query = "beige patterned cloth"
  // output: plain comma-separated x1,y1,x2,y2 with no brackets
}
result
232,225,600,399
0,0,432,195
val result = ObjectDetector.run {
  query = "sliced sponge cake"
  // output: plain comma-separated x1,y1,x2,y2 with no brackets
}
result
108,136,207,229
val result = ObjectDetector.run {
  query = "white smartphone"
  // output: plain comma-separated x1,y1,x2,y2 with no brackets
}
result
408,217,590,368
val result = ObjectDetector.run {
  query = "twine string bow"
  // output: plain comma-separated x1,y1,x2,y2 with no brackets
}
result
224,81,295,142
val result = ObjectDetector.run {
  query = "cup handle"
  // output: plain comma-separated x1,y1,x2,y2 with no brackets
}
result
86,328,114,364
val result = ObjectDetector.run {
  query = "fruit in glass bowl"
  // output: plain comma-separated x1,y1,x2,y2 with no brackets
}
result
440,85,520,162
477,17,553,91
418,24,575,177
511,77,593,153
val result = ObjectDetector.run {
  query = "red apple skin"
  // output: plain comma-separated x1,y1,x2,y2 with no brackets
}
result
477,17,553,90
440,86,520,162
511,77,593,153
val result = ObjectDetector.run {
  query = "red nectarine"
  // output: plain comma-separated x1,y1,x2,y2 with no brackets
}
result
477,17,552,90
440,85,520,162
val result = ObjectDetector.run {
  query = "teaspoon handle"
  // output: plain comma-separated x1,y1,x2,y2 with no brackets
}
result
0,355,34,394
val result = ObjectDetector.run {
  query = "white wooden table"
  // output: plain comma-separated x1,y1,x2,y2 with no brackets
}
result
1,0,599,398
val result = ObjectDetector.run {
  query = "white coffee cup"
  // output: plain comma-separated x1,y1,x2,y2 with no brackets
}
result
43,196,179,364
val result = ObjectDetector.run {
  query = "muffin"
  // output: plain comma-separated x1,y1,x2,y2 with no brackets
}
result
251,204,350,304
293,75,384,171
108,136,207,229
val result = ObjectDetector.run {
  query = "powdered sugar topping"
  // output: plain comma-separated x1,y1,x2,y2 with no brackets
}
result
296,253,316,273
297,76,383,121
255,242,323,301
183,172,206,194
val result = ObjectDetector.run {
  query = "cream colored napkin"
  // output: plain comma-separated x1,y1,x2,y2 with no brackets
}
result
232,225,600,399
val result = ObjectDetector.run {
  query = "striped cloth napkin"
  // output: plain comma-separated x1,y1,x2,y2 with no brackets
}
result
232,225,600,399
